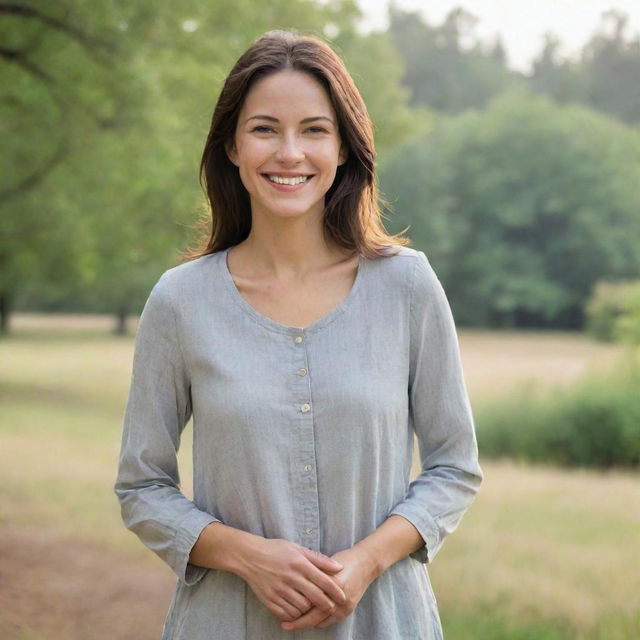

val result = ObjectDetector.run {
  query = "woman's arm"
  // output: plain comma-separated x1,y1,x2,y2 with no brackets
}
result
386,250,483,564
353,515,425,577
113,273,221,588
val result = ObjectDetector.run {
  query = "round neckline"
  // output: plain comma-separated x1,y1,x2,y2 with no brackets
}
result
220,246,366,336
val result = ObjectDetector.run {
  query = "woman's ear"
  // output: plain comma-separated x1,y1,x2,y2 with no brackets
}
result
226,140,238,166
338,143,348,166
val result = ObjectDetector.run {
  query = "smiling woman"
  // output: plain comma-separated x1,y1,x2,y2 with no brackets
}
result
114,28,482,640
225,69,347,223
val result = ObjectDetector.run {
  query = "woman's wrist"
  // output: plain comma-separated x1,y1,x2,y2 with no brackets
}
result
351,542,385,582
354,515,425,578
189,522,264,578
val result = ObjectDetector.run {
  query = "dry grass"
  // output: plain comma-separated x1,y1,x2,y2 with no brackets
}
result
8,313,625,406
426,459,640,636
8,311,132,333
1,315,639,638
457,329,625,408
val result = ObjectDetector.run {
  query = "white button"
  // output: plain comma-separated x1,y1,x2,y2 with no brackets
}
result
304,464,312,471
297,368,307,376
301,403,310,413
305,527,314,534
294,336,303,344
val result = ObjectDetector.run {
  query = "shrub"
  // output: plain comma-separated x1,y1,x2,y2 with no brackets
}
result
477,355,640,469
585,280,640,343
613,285,640,345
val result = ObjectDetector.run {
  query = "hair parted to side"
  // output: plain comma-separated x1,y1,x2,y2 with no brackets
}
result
181,28,411,262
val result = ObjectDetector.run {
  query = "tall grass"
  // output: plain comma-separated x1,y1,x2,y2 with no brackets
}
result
476,350,640,469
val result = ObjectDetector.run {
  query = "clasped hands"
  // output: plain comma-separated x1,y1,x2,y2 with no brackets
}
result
239,538,380,632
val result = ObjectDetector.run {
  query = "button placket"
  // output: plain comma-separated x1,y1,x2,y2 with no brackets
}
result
292,330,320,549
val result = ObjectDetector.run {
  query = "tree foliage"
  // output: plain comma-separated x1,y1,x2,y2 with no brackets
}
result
1,0,422,333
528,9,640,125
386,3,518,113
380,89,640,328
4,2,640,333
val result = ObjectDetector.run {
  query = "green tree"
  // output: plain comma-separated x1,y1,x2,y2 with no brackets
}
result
529,32,587,104
386,3,519,114
3,0,424,333
0,1,148,332
528,10,640,126
380,89,640,328
581,9,640,124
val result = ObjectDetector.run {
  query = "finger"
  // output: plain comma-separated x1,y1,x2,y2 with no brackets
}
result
316,613,339,628
305,565,347,606
293,576,339,613
275,596,304,621
276,589,313,618
282,606,332,632
280,589,312,615
302,548,343,573
266,601,297,622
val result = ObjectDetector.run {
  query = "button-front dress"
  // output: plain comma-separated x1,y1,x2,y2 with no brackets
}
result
114,245,483,639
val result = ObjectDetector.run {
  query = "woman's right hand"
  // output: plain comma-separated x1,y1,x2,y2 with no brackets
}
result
235,537,347,623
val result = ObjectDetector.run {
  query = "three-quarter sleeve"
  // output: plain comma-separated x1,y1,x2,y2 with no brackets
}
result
114,273,221,586
389,250,483,563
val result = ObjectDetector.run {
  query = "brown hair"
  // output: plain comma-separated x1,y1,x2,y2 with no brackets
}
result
181,29,410,262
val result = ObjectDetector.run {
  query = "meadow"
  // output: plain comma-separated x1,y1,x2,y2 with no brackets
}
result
0,314,638,639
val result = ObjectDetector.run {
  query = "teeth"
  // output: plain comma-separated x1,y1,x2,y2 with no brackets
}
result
267,175,309,185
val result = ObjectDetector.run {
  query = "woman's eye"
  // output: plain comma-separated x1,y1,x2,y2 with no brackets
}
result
250,126,328,134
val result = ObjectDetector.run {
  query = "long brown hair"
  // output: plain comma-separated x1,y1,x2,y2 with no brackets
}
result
181,29,410,262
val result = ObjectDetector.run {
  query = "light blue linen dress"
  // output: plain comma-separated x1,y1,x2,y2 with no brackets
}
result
114,245,483,639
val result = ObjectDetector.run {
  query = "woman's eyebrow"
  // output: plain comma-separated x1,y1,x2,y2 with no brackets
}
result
245,115,335,125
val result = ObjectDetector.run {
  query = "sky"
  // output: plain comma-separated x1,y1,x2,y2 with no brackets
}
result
355,0,640,74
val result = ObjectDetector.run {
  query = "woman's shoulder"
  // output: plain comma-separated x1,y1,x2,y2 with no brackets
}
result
374,245,447,309
368,245,431,284
150,252,222,300
371,244,426,264
160,251,223,286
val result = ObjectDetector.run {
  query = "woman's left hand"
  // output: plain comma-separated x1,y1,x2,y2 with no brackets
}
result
280,545,380,632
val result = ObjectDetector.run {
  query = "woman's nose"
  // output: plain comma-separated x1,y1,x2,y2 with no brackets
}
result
275,133,305,163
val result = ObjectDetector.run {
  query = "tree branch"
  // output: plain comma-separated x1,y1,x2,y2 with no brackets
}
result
0,3,117,56
0,126,71,204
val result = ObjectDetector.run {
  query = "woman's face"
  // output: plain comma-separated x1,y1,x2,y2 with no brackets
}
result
226,69,348,223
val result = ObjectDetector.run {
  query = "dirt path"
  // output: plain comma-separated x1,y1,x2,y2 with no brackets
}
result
0,522,176,640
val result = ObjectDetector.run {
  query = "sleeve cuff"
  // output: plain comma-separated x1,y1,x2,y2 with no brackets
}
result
387,504,440,564
173,509,222,586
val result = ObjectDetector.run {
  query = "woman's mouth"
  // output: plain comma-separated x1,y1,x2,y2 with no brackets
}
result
261,174,315,192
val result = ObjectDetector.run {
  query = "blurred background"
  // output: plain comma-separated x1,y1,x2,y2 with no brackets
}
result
1,1,639,638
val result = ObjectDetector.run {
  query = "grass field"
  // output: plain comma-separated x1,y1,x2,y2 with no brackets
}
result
1,313,639,639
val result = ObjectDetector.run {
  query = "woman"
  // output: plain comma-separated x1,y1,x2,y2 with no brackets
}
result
114,29,483,639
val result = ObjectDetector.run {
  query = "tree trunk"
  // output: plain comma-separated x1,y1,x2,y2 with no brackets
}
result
115,309,128,335
0,292,10,335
